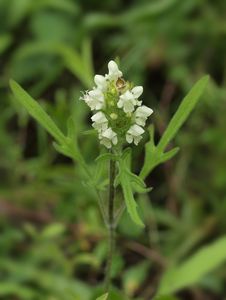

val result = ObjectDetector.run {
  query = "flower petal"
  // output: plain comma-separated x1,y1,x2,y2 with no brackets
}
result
132,86,143,98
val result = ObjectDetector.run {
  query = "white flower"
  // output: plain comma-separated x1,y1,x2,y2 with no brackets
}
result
117,86,144,113
131,86,143,98
126,124,145,145
131,86,143,106
135,105,153,126
107,60,122,81
81,88,104,111
91,111,108,132
99,127,118,148
94,75,107,91
117,90,137,113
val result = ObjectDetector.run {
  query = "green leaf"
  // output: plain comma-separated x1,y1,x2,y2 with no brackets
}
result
157,75,209,152
96,293,108,300
139,126,161,179
160,147,180,163
140,76,209,179
9,79,67,145
119,171,144,227
157,236,226,296
53,142,73,158
117,151,149,227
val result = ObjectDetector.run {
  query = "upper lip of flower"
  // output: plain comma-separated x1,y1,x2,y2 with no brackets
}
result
107,60,123,80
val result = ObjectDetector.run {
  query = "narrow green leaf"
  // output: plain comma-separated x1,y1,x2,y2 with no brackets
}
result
128,171,146,188
10,79,67,145
120,173,144,227
157,236,226,296
140,76,209,179
158,75,209,152
160,147,180,163
139,126,159,179
96,293,108,300
53,142,73,158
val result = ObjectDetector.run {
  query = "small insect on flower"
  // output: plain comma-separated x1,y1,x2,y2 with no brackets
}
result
80,60,153,148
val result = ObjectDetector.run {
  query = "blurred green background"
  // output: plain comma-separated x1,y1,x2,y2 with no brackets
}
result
1,0,226,299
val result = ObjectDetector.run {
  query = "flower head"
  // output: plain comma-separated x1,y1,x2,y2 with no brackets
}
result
80,60,153,148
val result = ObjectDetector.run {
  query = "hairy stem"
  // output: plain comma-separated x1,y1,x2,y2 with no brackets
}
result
104,158,116,292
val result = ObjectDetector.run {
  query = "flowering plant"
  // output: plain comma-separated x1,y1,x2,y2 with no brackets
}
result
9,60,208,296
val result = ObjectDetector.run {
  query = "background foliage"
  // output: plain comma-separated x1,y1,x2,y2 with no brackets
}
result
0,0,226,299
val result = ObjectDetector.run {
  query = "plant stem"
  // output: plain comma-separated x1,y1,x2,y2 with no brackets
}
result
104,158,116,292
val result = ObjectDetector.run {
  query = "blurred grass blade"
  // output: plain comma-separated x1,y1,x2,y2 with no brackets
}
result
158,75,209,152
157,236,226,296
0,34,13,55
9,79,67,145
96,293,108,300
60,45,93,88
31,0,79,14
0,282,36,299
122,0,179,23
11,41,93,88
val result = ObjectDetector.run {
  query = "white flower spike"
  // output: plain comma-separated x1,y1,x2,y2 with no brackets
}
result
80,60,153,148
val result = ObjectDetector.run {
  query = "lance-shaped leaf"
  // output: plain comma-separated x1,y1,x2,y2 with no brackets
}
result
119,171,144,227
140,75,209,179
118,151,145,227
157,75,209,152
10,80,67,146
